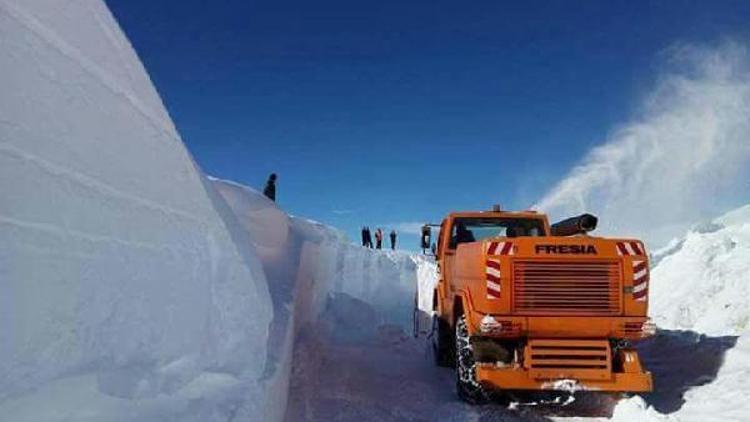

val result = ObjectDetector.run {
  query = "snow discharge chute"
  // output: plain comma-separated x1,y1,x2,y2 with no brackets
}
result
549,213,599,236
534,42,750,247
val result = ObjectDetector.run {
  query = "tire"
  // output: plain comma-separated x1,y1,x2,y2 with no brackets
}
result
455,315,489,404
432,314,455,367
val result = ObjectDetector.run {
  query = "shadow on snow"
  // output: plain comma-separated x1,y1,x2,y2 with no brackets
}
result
637,329,738,414
286,294,739,421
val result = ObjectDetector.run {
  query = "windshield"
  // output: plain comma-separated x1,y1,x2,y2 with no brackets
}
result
450,217,546,248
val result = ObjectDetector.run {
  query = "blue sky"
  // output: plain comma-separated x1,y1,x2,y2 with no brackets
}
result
106,0,750,250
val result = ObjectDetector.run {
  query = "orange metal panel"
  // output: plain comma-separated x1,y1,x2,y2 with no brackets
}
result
475,364,653,393
525,339,612,381
528,339,609,347
619,349,647,374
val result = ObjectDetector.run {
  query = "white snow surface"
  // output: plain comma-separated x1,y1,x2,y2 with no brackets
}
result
1,0,275,417
649,207,750,336
607,205,750,422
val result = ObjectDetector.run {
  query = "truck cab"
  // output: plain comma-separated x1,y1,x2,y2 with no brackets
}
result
429,209,654,402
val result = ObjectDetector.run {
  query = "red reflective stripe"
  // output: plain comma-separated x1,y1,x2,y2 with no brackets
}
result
616,242,629,255
486,260,501,271
500,242,513,255
487,242,499,255
487,288,502,298
634,275,650,285
630,242,644,255
486,273,501,283
633,289,648,300
633,261,648,273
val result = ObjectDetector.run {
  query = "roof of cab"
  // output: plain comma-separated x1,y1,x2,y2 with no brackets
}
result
446,210,548,220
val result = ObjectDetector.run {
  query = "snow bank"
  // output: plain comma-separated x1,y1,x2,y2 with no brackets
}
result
209,177,425,330
609,204,750,421
0,0,272,419
649,207,750,336
208,178,435,420
645,205,750,421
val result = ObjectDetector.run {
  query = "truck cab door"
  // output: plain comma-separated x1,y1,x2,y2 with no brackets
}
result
438,220,457,311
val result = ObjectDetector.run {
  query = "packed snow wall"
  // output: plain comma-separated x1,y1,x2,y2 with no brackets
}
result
208,178,434,420
0,0,276,419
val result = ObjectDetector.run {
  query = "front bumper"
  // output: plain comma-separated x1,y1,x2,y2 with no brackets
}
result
475,365,653,393
476,339,653,393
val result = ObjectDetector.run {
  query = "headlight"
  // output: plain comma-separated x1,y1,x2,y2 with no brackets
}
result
480,314,503,334
642,319,657,336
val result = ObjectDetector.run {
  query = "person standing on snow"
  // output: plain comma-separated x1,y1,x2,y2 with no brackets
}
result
361,226,368,247
263,173,277,202
390,230,397,250
375,228,384,249
364,226,373,248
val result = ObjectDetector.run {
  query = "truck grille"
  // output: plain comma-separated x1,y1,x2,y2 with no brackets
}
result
513,260,621,315
526,339,612,381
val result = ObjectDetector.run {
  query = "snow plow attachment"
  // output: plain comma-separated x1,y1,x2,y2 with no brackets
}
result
475,339,653,392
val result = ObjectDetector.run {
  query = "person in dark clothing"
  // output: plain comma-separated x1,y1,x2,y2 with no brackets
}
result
389,230,397,250
375,228,383,249
361,226,368,247
263,173,277,201
364,226,373,248
454,223,475,245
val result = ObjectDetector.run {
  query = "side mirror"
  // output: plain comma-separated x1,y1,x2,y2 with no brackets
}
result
421,230,431,250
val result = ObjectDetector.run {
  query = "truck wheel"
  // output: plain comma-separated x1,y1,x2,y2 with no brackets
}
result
455,315,489,404
432,314,454,367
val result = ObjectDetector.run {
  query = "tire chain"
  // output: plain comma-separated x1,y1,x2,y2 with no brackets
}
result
456,315,489,402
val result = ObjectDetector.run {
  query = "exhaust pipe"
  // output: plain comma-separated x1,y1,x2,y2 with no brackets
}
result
550,214,598,236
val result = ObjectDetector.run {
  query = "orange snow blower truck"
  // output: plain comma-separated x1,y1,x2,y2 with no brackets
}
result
426,207,654,402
